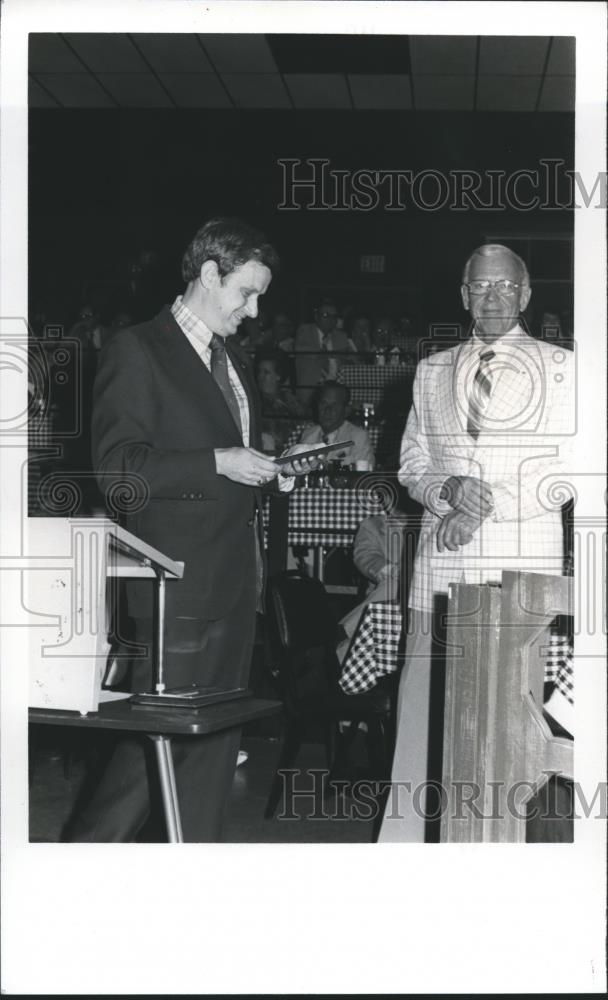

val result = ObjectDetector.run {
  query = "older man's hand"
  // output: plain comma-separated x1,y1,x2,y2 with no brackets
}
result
436,509,480,552
443,474,494,520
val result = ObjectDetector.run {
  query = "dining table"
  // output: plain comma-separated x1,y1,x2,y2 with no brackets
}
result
263,478,398,580
339,599,574,732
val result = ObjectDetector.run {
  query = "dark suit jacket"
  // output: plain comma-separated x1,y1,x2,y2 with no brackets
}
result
92,306,265,621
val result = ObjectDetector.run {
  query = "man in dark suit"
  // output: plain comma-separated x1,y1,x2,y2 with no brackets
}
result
65,217,314,842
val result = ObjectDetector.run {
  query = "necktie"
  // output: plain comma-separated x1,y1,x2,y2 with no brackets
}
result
209,334,242,435
467,349,495,440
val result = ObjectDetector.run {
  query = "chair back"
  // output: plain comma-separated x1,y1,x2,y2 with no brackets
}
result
266,571,340,708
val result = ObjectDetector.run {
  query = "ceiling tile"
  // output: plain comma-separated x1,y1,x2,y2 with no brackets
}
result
538,75,575,111
348,74,412,109
284,74,351,109
97,74,173,107
546,37,576,75
409,36,476,75
477,75,542,111
29,34,83,73
131,34,213,73
29,76,61,107
35,73,114,107
269,34,410,74
199,34,277,73
479,37,550,75
159,74,232,108
63,33,148,73
414,75,474,110
222,74,291,109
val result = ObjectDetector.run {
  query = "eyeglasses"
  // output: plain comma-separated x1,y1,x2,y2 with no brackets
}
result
318,310,337,319
466,279,521,296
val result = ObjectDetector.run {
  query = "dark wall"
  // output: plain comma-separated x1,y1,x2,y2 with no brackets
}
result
29,109,575,331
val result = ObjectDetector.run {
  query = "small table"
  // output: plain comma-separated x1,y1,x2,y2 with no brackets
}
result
29,696,282,842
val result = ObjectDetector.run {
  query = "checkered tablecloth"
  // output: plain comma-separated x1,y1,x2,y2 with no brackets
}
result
277,486,390,547
337,363,416,408
339,601,575,725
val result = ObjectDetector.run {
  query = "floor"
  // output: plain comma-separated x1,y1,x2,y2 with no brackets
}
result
28,727,378,844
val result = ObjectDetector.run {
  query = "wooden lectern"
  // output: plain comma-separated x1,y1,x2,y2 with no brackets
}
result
441,571,574,843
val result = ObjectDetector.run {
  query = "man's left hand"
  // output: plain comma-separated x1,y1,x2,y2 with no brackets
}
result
276,442,323,477
436,510,480,552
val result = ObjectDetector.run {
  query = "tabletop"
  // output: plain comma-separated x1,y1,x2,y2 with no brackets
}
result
29,696,282,737
263,483,395,548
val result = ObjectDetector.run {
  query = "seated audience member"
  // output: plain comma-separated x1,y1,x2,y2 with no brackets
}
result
294,298,357,404
255,347,308,452
299,381,375,469
269,311,296,353
348,313,373,356
370,316,403,363
337,511,407,663
237,308,270,352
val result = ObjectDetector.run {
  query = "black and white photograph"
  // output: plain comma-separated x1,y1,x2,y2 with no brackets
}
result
1,0,606,994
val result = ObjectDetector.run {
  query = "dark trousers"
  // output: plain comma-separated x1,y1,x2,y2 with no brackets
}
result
64,588,256,842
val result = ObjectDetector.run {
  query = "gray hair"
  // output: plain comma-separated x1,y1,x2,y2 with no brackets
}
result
462,243,530,287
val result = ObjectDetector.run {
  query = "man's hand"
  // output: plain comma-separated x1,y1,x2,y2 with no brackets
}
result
214,447,280,486
436,510,480,552
443,475,494,519
275,442,323,478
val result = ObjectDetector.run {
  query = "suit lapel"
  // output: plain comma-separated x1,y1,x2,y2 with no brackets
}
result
151,307,244,444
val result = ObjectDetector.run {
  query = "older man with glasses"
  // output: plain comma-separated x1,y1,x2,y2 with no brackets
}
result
378,243,575,842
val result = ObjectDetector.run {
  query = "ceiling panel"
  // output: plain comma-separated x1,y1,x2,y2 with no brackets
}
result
222,74,291,109
546,36,576,75
477,75,542,111
284,74,351,109
97,74,173,107
29,34,84,73
269,34,411,74
479,37,550,75
159,74,232,108
200,34,277,73
414,75,475,110
538,75,575,111
29,77,61,107
409,36,476,75
131,34,213,73
348,74,412,109
64,33,148,73
35,73,115,107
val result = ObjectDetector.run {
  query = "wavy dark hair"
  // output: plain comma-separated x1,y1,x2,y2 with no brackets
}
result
181,216,280,283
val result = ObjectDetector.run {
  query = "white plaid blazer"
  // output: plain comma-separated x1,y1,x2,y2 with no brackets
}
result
400,327,576,611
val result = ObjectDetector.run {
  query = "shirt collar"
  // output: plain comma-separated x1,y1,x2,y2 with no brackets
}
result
469,323,527,361
171,295,215,349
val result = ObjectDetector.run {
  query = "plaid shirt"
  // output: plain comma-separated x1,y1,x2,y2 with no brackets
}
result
171,296,250,446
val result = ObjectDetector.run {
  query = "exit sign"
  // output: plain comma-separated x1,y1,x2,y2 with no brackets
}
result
360,254,385,274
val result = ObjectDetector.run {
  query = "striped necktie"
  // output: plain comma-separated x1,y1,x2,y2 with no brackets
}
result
467,348,495,440
209,334,242,435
